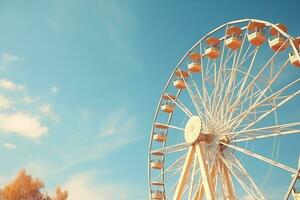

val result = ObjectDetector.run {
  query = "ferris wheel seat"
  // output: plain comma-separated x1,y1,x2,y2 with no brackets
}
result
268,36,288,52
225,36,242,50
188,62,201,73
289,52,300,67
247,32,266,46
205,47,220,59
150,160,164,169
151,190,164,199
153,133,167,142
161,104,174,113
189,52,202,61
173,80,186,89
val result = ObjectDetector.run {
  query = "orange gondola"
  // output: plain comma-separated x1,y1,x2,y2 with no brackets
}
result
225,26,242,50
268,23,288,52
173,70,189,89
188,52,202,73
247,21,266,46
205,37,220,59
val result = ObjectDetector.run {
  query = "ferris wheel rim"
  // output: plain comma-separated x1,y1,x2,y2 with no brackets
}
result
148,18,300,200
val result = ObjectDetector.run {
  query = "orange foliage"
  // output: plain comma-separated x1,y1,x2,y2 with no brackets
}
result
53,187,68,200
0,170,68,200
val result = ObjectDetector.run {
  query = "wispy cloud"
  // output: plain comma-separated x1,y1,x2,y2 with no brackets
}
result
98,109,136,137
1,53,21,63
3,143,16,149
39,104,61,122
0,112,48,139
0,95,13,109
22,96,40,104
51,86,59,94
0,79,25,91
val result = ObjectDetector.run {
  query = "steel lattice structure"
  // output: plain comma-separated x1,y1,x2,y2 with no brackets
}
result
148,19,300,200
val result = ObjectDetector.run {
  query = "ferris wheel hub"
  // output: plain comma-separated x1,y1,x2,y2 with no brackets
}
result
184,116,215,144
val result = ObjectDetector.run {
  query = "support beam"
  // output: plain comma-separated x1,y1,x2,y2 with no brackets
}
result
219,156,236,199
173,146,195,200
195,144,216,200
193,158,217,200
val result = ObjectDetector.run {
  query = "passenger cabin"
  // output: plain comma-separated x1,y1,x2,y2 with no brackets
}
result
173,70,189,89
225,26,242,50
188,52,202,73
151,182,164,200
268,23,288,52
153,123,168,142
247,21,266,46
161,94,176,113
205,37,220,59
150,151,164,169
289,37,300,67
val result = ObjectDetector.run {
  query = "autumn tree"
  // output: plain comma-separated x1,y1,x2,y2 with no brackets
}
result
0,170,68,200
52,187,68,200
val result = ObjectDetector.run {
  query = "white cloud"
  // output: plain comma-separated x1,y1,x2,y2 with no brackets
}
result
40,104,52,114
51,86,59,94
0,112,48,138
39,104,60,122
0,95,13,109
0,79,25,91
98,109,136,137
22,96,40,104
1,53,20,63
3,143,16,149
64,172,144,200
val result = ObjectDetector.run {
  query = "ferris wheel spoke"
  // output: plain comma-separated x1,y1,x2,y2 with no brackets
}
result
232,87,300,137
152,142,191,154
219,151,265,200
180,73,206,119
165,93,194,118
220,28,249,114
173,146,195,200
229,59,289,130
234,47,259,107
220,142,297,174
165,164,185,182
152,153,187,182
155,122,185,131
189,74,212,121
212,29,229,118
229,78,300,135
225,40,290,122
223,69,257,120
228,121,300,142
240,43,257,66
230,121,300,135
231,129,300,143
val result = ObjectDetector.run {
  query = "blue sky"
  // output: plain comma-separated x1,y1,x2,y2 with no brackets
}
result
0,0,299,199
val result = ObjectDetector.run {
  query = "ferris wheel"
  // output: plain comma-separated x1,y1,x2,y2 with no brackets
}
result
148,19,300,200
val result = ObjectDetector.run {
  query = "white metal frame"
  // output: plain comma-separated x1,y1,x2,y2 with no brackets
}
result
148,19,300,200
